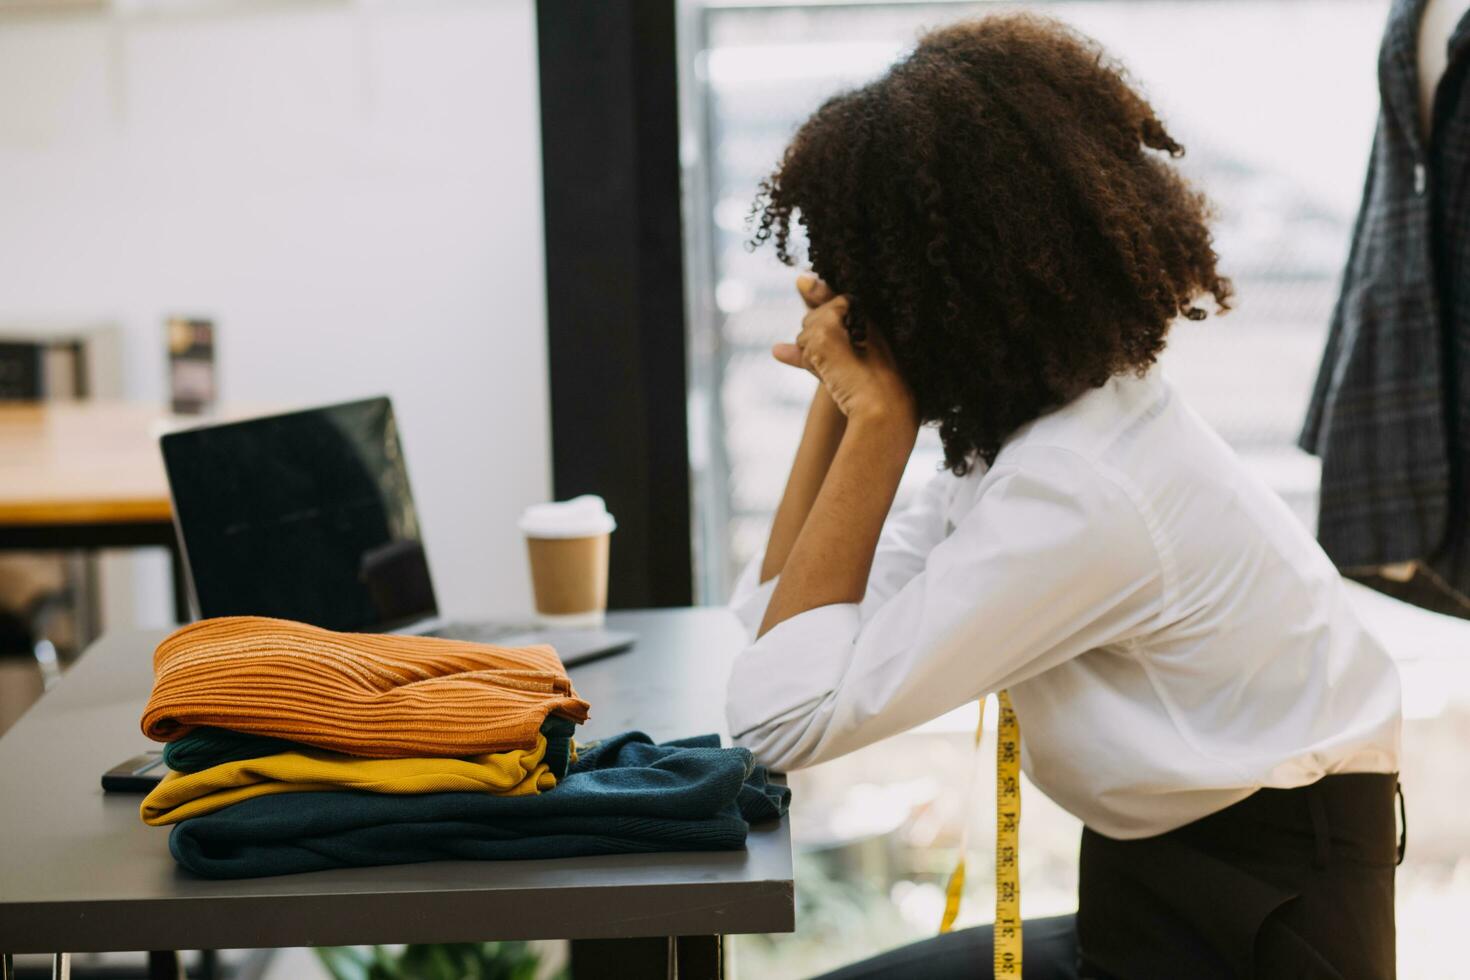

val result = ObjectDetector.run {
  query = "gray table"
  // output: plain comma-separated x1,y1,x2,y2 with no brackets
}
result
0,608,794,979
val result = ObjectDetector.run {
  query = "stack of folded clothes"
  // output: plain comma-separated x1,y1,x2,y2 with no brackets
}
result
139,616,789,880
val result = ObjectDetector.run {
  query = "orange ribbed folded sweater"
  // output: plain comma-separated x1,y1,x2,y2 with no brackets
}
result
141,616,589,758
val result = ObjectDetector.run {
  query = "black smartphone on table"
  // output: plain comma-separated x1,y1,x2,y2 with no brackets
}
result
101,752,167,792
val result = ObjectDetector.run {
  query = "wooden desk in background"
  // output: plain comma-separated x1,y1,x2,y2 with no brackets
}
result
0,402,196,622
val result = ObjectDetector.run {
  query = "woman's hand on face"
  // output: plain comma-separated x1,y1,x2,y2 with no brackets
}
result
773,274,918,431
781,274,845,426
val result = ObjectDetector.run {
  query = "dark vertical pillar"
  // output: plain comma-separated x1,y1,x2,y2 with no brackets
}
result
536,0,694,609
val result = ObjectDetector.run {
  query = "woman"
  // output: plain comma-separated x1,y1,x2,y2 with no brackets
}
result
724,15,1402,980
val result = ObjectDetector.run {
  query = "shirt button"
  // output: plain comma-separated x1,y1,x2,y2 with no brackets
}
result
1414,163,1427,195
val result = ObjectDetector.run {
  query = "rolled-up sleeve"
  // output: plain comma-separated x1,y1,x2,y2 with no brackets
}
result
728,551,781,642
725,447,1165,773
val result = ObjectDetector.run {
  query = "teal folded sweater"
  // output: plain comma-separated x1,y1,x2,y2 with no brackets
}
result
168,731,789,879
164,715,579,781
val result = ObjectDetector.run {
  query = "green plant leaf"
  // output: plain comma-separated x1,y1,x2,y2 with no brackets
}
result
315,941,545,980
313,946,373,980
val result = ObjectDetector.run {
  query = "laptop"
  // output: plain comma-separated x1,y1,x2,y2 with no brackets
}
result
158,396,634,666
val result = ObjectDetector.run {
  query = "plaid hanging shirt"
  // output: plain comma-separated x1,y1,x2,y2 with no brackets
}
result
1300,0,1470,601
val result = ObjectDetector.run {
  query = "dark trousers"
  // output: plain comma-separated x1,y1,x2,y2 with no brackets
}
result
815,773,1401,980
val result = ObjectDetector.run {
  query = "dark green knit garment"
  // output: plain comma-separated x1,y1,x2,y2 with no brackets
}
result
162,728,298,773
538,714,576,780
163,714,580,781
168,731,790,879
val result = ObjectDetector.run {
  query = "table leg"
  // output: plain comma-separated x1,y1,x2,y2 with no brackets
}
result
148,950,182,980
569,937,674,979
568,936,724,980
50,953,69,980
2,952,12,980
676,936,723,980
77,552,103,649
197,949,219,980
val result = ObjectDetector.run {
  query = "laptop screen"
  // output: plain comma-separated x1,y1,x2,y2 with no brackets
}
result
161,397,438,632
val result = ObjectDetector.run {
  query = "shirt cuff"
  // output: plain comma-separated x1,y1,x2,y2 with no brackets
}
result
728,551,779,642
725,602,862,741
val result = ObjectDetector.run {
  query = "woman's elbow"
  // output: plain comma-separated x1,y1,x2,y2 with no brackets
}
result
732,727,810,774
726,703,836,773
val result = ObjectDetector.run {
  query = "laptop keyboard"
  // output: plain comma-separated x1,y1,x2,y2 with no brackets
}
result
429,622,536,644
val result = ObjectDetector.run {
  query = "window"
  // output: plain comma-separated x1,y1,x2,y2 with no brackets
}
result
682,0,1387,602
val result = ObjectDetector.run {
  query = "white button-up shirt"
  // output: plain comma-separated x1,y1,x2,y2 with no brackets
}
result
725,370,1401,839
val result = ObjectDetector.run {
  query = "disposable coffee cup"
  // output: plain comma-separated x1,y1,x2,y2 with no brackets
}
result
519,495,616,628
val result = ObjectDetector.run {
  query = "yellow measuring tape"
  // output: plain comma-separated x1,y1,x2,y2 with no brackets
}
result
939,690,1022,979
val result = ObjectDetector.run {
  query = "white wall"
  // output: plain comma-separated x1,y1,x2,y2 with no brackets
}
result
0,0,551,627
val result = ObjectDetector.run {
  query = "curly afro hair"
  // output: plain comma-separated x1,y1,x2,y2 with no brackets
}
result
750,14,1231,473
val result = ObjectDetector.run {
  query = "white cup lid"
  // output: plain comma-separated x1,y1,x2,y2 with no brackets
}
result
518,494,616,539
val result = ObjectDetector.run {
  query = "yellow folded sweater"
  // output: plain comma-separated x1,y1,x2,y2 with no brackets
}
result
141,735,555,827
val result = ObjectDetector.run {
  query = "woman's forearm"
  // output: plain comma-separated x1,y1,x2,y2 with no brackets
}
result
759,389,848,583
759,412,918,637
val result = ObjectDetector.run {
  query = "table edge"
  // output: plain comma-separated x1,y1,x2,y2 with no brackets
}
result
0,875,797,953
